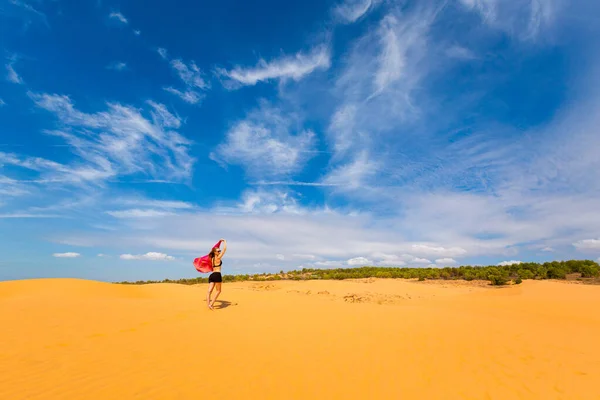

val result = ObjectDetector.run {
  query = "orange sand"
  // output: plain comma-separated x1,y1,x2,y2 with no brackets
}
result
1,278,599,399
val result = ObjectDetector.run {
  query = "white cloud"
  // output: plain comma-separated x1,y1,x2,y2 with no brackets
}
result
541,246,555,252
333,0,381,24
106,209,176,218
117,198,193,209
170,59,210,90
109,12,128,24
157,48,168,60
235,189,302,214
216,45,330,88
435,258,457,265
323,6,436,190
315,260,345,268
0,213,58,218
0,98,5,106
458,0,559,41
327,104,358,157
120,252,175,261
276,254,285,261
321,151,378,189
134,30,141,36
158,54,210,103
347,256,371,266
411,245,468,258
6,62,23,84
163,87,203,104
374,15,406,94
573,239,600,250
53,252,81,258
210,101,316,178
411,257,432,264
106,61,127,71
20,92,194,184
97,253,108,257
498,260,522,266
7,0,48,26
445,45,477,60
372,253,407,266
250,180,341,187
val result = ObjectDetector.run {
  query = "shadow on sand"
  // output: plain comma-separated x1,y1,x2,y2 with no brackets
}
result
213,300,236,309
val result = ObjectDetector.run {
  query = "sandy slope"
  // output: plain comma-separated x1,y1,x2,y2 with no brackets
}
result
1,278,599,400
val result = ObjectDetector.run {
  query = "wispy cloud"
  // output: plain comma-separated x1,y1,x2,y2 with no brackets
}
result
104,197,194,219
157,49,209,104
322,4,438,188
235,189,303,215
106,61,127,71
445,45,477,60
53,252,81,258
134,30,141,36
321,151,379,189
0,98,5,107
210,101,316,178
6,0,49,28
170,59,210,90
458,0,559,41
163,87,203,104
109,11,128,24
573,239,600,250
0,213,59,218
6,60,23,84
118,198,193,209
120,252,175,261
106,209,176,218
216,45,331,88
5,92,196,185
333,0,382,24
250,180,341,187
157,48,168,60
412,245,468,258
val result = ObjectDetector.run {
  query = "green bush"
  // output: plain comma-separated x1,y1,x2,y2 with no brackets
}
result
581,265,600,278
515,277,523,285
486,267,509,286
517,269,534,280
547,267,567,279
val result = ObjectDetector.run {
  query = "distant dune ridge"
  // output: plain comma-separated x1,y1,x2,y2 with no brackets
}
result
1,277,599,399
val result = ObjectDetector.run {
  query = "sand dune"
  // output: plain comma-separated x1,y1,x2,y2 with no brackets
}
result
1,278,599,400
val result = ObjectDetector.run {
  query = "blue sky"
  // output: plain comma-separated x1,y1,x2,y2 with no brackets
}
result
1,0,600,282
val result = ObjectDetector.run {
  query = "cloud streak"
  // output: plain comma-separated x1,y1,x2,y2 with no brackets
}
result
53,252,81,258
120,252,175,261
106,61,127,71
109,12,128,24
333,0,382,24
216,45,331,88
163,87,203,104
6,61,23,84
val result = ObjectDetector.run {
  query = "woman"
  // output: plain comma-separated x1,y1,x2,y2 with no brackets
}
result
207,239,227,310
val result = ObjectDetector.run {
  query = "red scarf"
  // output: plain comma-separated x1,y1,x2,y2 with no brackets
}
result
193,240,222,273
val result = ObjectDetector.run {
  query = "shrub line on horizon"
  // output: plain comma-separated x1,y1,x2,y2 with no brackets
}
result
113,260,600,287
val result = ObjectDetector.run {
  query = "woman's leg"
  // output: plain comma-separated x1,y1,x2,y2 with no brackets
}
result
210,282,222,307
207,282,215,309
